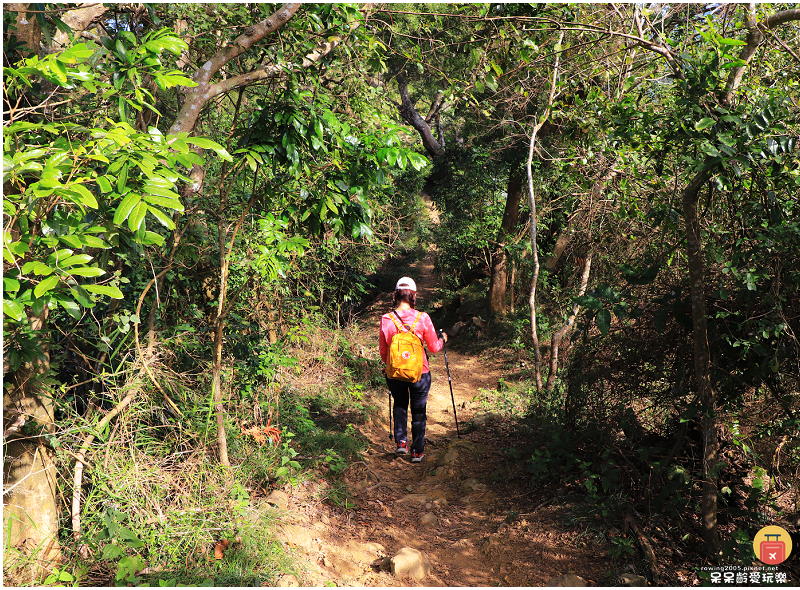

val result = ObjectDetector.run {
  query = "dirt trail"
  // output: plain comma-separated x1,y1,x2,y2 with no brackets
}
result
271,199,610,586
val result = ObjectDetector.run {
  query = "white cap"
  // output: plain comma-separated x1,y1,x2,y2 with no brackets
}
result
395,277,417,291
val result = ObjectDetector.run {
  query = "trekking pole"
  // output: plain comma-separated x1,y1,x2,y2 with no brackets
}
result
439,329,460,438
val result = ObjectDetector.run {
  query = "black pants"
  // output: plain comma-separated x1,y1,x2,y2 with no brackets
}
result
387,372,431,453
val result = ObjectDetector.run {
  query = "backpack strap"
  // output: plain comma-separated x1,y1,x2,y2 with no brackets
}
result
391,310,423,340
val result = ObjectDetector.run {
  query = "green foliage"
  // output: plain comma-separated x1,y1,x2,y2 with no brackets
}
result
274,431,301,484
429,146,507,287
2,30,229,368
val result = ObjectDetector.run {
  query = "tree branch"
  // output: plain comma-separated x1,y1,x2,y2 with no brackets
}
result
170,3,301,134
397,75,442,158
424,90,444,124
529,31,564,391
724,6,800,104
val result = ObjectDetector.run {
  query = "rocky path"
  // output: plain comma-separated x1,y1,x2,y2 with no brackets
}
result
268,200,611,587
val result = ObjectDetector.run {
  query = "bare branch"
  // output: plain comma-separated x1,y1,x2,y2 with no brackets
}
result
424,90,444,124
528,31,564,391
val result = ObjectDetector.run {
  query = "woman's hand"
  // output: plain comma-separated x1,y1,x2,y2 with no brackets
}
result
441,332,448,343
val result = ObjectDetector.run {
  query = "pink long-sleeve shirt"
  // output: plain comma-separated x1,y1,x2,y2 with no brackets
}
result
379,309,443,374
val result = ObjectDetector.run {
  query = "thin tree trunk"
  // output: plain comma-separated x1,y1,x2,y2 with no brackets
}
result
489,170,523,315
681,169,719,555
528,31,563,391
546,252,592,392
211,315,230,466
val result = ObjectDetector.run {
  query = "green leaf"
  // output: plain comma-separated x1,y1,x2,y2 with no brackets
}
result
142,191,184,211
102,545,124,561
597,309,611,335
84,284,124,299
407,152,428,172
59,254,93,268
694,117,715,131
184,137,232,161
67,183,99,208
115,39,129,63
54,295,82,319
139,231,164,246
116,163,129,192
146,206,175,229
34,275,60,298
718,37,747,46
70,285,95,307
3,299,26,322
127,201,147,232
574,295,603,310
113,192,141,225
67,266,105,277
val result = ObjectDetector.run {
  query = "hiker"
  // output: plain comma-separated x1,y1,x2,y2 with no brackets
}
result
379,277,447,463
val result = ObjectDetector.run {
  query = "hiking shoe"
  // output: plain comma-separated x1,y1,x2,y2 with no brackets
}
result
396,440,408,454
411,450,425,463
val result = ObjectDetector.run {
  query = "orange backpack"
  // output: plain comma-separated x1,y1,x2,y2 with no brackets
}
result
386,311,424,382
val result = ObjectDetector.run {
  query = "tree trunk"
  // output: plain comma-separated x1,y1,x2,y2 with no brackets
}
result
396,76,442,159
546,252,592,392
528,31,563,391
681,169,719,555
488,170,523,315
3,310,61,582
211,314,230,467
6,4,41,58
52,3,107,50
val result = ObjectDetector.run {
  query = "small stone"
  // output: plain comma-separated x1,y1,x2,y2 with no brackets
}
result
397,493,428,505
619,573,649,586
472,412,500,428
460,478,487,493
419,512,438,527
265,490,289,509
391,547,431,581
547,574,588,587
275,574,300,587
364,542,386,553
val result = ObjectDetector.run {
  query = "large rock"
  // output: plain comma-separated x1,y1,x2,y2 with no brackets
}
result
547,574,588,586
391,547,431,581
450,321,467,335
437,447,460,466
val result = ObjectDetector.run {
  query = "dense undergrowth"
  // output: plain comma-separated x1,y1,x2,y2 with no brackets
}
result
451,300,800,584
4,312,386,586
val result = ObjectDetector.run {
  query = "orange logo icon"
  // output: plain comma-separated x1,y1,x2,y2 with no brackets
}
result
754,525,792,565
